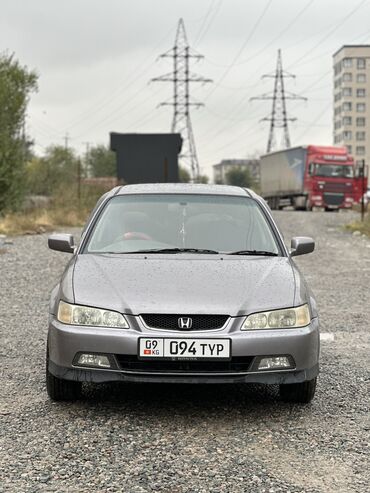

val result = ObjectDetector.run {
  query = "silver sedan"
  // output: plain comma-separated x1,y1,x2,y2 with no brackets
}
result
46,184,319,403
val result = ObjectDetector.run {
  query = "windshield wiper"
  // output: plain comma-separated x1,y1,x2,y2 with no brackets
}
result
227,250,278,256
122,247,220,255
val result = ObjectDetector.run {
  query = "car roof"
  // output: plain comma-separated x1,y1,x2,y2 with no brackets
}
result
115,183,252,197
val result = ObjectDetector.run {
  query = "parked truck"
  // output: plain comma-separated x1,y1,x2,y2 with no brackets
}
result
260,145,365,211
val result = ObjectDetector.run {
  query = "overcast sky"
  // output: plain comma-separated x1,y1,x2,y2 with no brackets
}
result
1,0,370,178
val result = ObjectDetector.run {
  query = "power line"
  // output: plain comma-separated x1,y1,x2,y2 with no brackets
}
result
57,25,177,131
152,18,212,178
203,0,273,102
294,101,332,142
194,0,223,47
285,0,369,70
72,84,164,140
290,27,370,70
204,0,315,68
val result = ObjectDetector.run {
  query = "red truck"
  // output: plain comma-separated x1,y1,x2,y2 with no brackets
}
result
260,145,366,210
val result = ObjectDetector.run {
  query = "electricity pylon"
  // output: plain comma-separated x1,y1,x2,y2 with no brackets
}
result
152,18,212,179
250,49,307,153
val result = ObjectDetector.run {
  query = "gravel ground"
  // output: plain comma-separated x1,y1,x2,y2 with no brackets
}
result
0,210,369,493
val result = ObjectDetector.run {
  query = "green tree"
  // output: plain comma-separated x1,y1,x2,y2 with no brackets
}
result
26,145,79,196
225,166,254,188
88,145,116,177
179,166,191,183
194,174,209,184
0,53,37,212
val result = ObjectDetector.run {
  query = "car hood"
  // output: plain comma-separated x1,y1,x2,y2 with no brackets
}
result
69,254,299,317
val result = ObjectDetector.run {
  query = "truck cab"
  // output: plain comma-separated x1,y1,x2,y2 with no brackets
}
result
304,146,355,210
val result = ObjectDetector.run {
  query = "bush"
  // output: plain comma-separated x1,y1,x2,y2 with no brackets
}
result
225,167,254,188
0,182,110,235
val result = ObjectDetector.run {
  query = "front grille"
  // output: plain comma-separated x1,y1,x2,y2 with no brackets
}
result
323,182,351,192
115,355,253,373
141,314,229,331
323,193,344,206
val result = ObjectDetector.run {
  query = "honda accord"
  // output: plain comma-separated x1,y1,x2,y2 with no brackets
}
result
46,184,319,403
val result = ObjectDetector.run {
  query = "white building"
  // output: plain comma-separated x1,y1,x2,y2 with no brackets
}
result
213,159,260,184
333,45,370,167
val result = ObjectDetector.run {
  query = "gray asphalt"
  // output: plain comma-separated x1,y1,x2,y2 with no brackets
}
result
0,210,369,493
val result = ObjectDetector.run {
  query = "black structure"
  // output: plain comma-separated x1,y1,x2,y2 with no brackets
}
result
110,133,182,184
250,49,307,153
151,18,212,179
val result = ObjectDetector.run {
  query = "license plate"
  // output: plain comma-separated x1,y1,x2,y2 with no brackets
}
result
139,338,231,360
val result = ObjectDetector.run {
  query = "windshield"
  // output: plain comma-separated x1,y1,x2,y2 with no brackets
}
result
313,163,354,178
85,194,280,255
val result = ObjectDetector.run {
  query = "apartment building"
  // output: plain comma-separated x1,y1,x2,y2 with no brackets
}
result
333,45,370,167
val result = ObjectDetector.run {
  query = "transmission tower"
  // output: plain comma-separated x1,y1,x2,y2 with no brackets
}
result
152,18,212,179
250,49,307,153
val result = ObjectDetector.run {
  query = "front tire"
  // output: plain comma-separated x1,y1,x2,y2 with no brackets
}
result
46,354,82,401
279,377,317,403
305,198,313,211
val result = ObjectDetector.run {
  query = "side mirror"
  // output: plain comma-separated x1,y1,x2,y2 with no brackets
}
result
290,236,315,257
48,234,75,253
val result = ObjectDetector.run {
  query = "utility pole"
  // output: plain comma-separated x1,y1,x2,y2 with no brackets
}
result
83,141,91,177
360,159,366,221
152,18,212,179
250,49,307,153
77,158,81,209
64,133,69,150
21,119,27,168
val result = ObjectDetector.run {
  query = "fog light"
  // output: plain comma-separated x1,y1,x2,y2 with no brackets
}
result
257,356,292,371
76,353,111,368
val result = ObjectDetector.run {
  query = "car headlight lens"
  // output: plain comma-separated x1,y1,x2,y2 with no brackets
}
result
57,301,129,328
242,304,310,330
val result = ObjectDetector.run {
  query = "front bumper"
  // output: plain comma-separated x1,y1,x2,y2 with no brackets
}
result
47,315,320,384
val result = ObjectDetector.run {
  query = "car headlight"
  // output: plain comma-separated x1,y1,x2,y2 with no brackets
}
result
57,301,129,328
241,304,310,330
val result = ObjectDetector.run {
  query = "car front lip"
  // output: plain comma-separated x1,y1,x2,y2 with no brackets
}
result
48,314,320,384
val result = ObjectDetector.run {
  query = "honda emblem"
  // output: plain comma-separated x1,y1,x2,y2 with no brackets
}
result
178,317,193,329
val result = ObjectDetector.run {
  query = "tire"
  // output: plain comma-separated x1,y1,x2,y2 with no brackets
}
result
46,354,82,401
279,377,317,403
293,197,306,211
270,197,279,210
305,198,313,211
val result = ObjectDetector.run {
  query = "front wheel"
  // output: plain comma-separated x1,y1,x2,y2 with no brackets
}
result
279,377,317,403
46,356,82,401
305,198,313,211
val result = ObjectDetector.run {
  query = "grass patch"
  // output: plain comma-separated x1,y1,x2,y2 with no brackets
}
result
345,212,370,237
0,207,89,235
0,184,109,236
